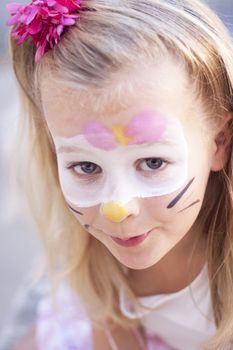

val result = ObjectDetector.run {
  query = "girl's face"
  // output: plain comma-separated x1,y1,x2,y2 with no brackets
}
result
41,58,219,270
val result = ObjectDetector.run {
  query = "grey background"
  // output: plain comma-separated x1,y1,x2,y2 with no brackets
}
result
0,0,232,337
0,0,40,334
0,64,40,332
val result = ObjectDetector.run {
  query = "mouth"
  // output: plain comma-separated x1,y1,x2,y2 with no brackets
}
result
111,231,151,248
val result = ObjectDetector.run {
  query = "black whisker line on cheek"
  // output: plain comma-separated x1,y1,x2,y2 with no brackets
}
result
178,200,201,213
84,224,90,230
68,205,83,216
167,177,195,209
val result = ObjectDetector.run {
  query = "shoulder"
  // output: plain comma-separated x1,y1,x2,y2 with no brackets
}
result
36,284,93,350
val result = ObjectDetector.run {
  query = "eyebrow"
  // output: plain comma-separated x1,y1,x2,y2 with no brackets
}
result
57,140,177,154
57,145,85,154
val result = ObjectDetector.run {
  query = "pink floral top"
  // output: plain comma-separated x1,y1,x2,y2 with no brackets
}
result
36,284,173,350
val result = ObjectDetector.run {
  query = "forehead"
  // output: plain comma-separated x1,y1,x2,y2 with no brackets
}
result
41,57,197,137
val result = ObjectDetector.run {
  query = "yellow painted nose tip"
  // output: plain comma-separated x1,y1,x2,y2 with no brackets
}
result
102,202,128,222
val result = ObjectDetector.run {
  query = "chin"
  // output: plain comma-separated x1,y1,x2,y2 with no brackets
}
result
116,253,160,270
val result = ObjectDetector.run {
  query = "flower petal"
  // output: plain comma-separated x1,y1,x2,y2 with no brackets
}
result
17,31,29,44
57,24,64,35
53,3,69,13
6,13,21,26
35,41,47,62
7,0,83,62
47,0,56,6
61,16,76,25
28,18,43,34
25,5,39,25
6,3,23,14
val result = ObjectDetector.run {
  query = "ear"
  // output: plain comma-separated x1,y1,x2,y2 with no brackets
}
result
211,113,233,172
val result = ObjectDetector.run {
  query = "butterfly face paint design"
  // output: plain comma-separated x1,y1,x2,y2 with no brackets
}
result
54,110,189,208
81,111,167,150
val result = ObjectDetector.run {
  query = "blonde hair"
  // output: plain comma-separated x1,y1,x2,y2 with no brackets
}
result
10,0,233,348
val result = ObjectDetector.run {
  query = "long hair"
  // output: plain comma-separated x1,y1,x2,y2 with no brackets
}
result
10,1,233,348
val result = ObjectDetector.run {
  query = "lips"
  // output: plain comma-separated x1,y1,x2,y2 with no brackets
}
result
111,232,150,247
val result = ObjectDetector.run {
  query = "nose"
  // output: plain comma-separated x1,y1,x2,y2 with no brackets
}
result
101,200,140,223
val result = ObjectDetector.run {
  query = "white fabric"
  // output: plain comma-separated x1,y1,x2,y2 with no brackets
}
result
120,264,216,350
36,283,173,350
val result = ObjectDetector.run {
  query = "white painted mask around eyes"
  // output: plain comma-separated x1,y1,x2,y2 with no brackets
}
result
53,111,189,208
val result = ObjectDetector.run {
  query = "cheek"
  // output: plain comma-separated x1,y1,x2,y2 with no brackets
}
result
142,178,204,223
143,195,176,221
142,195,170,218
69,204,100,227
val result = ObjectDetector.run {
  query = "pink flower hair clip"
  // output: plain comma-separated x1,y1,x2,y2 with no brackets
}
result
7,0,83,62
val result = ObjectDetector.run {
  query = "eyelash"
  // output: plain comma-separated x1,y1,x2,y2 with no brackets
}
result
66,158,168,179
66,162,101,178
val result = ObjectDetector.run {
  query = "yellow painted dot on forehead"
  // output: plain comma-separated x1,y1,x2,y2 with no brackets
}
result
111,125,132,145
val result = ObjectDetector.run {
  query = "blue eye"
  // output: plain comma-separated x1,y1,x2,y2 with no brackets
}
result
139,158,165,171
68,162,101,175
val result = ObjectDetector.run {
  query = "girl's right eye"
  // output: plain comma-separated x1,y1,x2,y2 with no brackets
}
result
67,162,102,176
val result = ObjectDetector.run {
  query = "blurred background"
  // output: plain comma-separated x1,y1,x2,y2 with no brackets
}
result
0,0,232,347
0,0,40,338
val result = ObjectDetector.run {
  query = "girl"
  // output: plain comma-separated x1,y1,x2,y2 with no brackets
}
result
7,0,233,349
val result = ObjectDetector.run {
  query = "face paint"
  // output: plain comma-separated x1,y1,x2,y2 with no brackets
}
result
68,204,83,216
178,199,201,213
81,111,167,150
165,176,201,213
102,202,129,223
167,177,195,209
54,110,189,208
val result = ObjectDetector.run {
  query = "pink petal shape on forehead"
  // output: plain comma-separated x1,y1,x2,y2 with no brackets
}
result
81,122,117,150
126,111,167,145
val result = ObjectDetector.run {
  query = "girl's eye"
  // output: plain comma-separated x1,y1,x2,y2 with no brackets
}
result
68,162,101,175
138,158,166,171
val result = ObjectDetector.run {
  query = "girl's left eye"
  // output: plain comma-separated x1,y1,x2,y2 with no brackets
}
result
137,158,166,171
